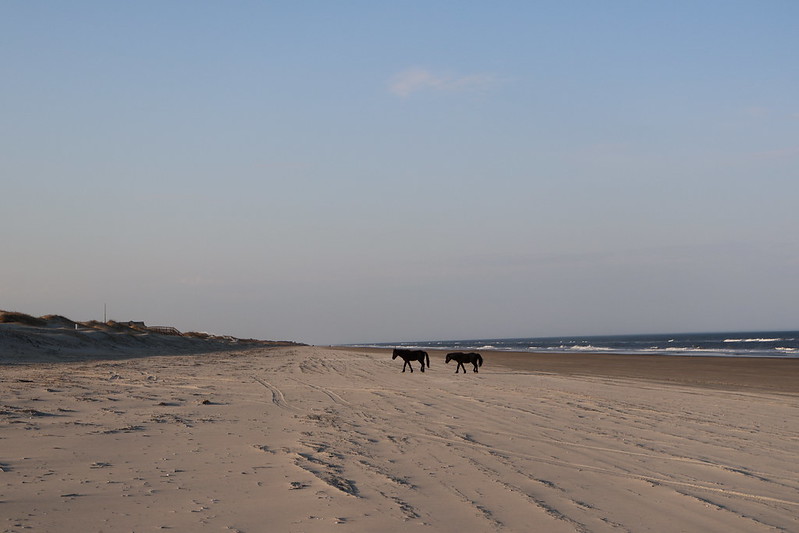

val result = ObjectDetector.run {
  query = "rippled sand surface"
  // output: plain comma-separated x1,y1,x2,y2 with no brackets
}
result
2,346,797,532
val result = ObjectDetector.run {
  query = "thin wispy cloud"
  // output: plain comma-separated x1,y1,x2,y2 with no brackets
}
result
751,145,799,160
744,106,770,118
177,275,217,287
388,67,498,97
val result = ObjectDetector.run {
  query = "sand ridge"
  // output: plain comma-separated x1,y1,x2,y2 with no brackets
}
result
0,313,298,364
2,346,798,532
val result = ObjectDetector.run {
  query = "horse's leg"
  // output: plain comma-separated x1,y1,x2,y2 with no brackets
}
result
473,362,479,373
401,360,407,372
457,362,464,373
420,359,425,372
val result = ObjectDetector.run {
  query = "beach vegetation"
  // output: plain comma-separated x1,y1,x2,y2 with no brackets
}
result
0,310,46,327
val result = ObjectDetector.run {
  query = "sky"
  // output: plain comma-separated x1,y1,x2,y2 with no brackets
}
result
2,2,798,345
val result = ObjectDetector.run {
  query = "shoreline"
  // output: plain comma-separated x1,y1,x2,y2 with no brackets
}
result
336,346,799,394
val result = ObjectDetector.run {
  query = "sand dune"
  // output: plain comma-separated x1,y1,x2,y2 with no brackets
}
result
2,345,797,532
0,313,295,364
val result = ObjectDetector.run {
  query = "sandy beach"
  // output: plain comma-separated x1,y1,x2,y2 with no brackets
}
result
2,344,798,532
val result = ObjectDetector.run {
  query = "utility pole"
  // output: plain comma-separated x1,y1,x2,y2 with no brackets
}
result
104,303,107,323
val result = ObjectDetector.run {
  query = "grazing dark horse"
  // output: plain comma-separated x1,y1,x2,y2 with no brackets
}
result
446,352,483,373
392,348,430,373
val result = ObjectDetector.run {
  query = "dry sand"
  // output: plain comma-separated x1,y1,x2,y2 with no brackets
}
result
2,345,798,532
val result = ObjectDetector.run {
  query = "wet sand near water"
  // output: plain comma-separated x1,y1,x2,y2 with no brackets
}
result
344,347,799,394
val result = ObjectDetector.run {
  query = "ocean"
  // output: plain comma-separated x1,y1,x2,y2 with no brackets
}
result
352,331,799,358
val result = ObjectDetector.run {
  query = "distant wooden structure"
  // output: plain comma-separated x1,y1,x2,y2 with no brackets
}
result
148,326,182,336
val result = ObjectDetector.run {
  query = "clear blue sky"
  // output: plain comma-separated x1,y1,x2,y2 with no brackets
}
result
2,2,797,344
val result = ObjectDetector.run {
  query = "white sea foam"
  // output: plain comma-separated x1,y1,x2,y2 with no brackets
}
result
723,338,782,343
567,345,613,352
354,331,799,358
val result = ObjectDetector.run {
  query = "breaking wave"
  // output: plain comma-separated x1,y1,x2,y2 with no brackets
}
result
353,330,799,358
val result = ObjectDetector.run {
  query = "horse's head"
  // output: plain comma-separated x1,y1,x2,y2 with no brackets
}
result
392,349,398,359
445,354,452,363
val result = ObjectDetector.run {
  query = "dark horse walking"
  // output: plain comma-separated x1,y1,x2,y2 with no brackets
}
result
446,352,483,373
392,348,430,373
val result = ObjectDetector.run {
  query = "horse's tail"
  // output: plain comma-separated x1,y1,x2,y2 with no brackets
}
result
426,351,430,368
477,354,483,367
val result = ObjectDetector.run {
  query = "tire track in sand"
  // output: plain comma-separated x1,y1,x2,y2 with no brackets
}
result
289,377,351,407
395,429,799,508
252,376,296,410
